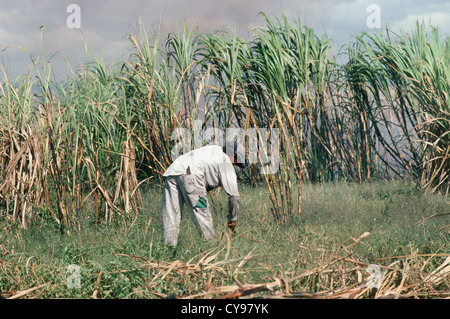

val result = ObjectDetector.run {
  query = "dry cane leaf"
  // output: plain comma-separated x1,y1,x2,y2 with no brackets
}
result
7,283,49,299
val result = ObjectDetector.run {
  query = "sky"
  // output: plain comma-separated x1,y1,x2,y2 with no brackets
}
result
1,0,449,80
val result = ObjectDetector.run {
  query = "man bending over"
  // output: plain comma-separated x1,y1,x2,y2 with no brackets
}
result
161,141,245,246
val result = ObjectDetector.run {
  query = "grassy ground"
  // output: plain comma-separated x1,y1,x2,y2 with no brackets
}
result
1,180,449,299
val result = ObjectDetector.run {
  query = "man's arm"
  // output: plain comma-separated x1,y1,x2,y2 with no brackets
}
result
228,195,240,222
218,161,240,223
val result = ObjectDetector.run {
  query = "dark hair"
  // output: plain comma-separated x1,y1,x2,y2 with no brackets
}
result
223,141,246,168
222,140,238,155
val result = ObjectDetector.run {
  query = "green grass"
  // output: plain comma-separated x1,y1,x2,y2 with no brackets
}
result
1,180,448,298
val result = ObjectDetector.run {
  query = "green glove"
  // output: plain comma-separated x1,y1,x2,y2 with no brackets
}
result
195,196,207,209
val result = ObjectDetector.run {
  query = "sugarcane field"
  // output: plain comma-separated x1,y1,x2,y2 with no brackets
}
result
0,2,449,303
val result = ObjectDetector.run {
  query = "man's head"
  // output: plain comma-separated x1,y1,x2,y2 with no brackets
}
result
223,140,247,169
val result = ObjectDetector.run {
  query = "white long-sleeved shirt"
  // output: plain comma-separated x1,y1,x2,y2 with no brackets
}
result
164,145,239,196
163,145,240,221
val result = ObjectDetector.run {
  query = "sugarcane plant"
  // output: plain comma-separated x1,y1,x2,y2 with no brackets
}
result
346,22,449,195
0,14,448,231
245,14,335,223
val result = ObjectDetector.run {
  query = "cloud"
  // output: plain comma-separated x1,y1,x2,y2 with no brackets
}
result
390,11,450,36
1,0,449,79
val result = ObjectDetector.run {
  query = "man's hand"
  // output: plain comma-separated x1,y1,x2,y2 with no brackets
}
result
228,221,237,232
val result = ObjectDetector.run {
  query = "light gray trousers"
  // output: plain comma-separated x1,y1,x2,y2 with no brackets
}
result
162,175,215,246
